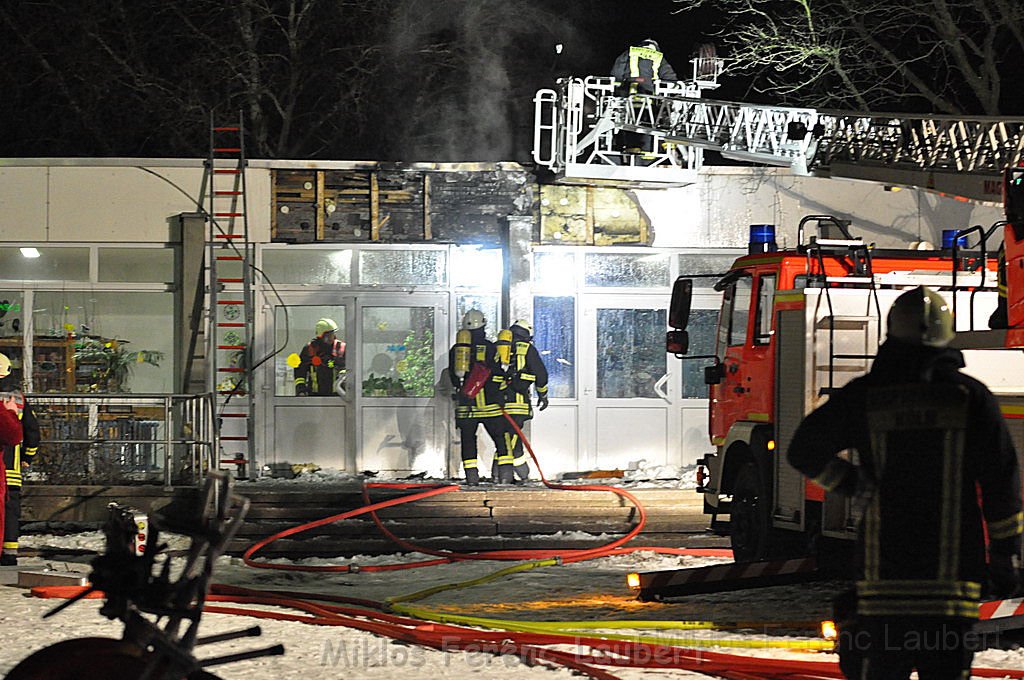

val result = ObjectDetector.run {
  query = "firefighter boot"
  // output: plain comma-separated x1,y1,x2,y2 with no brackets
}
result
463,466,480,486
496,463,515,484
514,463,530,482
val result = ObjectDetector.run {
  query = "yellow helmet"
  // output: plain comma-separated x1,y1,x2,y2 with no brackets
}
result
315,318,339,337
886,287,954,348
0,353,9,378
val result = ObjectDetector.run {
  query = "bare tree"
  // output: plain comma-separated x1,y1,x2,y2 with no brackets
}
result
673,0,1024,115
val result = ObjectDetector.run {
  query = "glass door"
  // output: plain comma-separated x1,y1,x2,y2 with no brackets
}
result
355,294,448,476
580,294,677,471
261,293,355,471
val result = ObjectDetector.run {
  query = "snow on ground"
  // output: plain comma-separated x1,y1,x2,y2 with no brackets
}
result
235,462,699,489
5,527,1024,679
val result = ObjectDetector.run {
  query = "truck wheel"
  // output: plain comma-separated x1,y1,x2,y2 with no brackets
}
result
731,461,770,562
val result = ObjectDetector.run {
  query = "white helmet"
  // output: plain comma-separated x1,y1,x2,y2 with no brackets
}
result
315,318,339,337
887,287,955,348
462,309,486,331
511,319,533,337
0,353,9,378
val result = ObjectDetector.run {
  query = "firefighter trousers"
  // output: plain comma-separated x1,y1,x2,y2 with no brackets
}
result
3,484,19,561
457,417,511,485
837,616,974,680
503,414,531,481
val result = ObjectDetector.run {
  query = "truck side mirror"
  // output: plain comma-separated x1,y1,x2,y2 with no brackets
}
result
704,362,725,385
666,330,689,356
668,277,693,330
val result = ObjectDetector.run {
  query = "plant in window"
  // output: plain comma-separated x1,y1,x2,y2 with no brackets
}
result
397,328,434,397
73,337,164,392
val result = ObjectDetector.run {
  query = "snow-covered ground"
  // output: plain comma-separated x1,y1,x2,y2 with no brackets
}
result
4,508,1023,678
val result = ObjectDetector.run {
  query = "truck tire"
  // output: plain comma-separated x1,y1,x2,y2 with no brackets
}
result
731,461,770,562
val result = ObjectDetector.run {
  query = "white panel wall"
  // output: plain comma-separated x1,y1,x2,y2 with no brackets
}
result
0,161,272,243
0,168,49,241
645,167,1004,250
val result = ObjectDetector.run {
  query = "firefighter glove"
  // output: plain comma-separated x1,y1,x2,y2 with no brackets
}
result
989,551,1022,599
537,394,549,411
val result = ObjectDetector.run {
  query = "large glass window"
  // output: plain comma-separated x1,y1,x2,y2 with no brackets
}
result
0,247,89,282
678,253,741,276
534,252,576,293
585,253,670,288
359,250,446,286
596,308,667,398
681,308,720,398
451,247,502,290
33,291,173,393
98,248,175,283
275,305,348,397
0,292,26,389
360,307,435,398
534,296,575,398
455,295,499,338
262,249,352,285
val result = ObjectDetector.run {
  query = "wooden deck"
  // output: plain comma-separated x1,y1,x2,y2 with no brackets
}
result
23,484,724,558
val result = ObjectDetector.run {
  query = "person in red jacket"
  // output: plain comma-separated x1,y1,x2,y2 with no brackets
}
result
0,391,25,563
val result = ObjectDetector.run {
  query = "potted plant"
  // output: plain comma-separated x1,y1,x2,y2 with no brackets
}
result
73,337,164,393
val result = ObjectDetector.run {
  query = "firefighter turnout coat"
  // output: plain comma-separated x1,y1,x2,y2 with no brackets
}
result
447,330,506,421
502,339,549,420
294,336,346,396
787,340,1023,620
2,399,38,490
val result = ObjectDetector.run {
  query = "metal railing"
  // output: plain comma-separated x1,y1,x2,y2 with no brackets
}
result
26,392,217,487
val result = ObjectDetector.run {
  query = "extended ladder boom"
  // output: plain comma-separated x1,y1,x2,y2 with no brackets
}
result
534,76,1024,202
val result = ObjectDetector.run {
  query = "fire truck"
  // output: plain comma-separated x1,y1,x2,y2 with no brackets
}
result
666,168,1024,563
530,60,1024,564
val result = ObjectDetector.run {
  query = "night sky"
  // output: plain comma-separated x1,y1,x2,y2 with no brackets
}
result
0,1,1017,161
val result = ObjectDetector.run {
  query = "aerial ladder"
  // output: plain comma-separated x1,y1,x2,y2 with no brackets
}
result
533,56,1024,202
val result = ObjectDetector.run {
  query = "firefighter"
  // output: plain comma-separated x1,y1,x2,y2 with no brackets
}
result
447,310,510,485
496,319,549,482
610,38,678,95
294,318,347,396
0,394,24,564
0,354,40,566
787,287,1022,680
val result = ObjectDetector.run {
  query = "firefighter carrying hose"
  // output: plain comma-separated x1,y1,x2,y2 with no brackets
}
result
448,310,510,485
0,354,39,566
495,320,549,482
788,287,1022,679
294,318,347,397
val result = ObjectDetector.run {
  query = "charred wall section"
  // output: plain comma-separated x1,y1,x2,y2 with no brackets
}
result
271,164,653,247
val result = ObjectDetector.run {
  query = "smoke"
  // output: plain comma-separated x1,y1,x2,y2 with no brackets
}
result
382,0,570,162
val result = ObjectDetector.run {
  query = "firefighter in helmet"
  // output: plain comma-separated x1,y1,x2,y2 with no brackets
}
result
0,353,40,566
495,319,548,481
447,309,509,485
788,287,1022,679
294,318,347,396
610,38,678,95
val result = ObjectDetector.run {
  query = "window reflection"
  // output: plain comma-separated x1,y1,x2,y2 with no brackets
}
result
275,305,347,396
361,307,435,398
681,308,720,398
534,296,574,398
359,250,446,286
596,308,667,398
585,253,669,288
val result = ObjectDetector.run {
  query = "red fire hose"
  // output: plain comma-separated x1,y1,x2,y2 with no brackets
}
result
242,411,731,572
